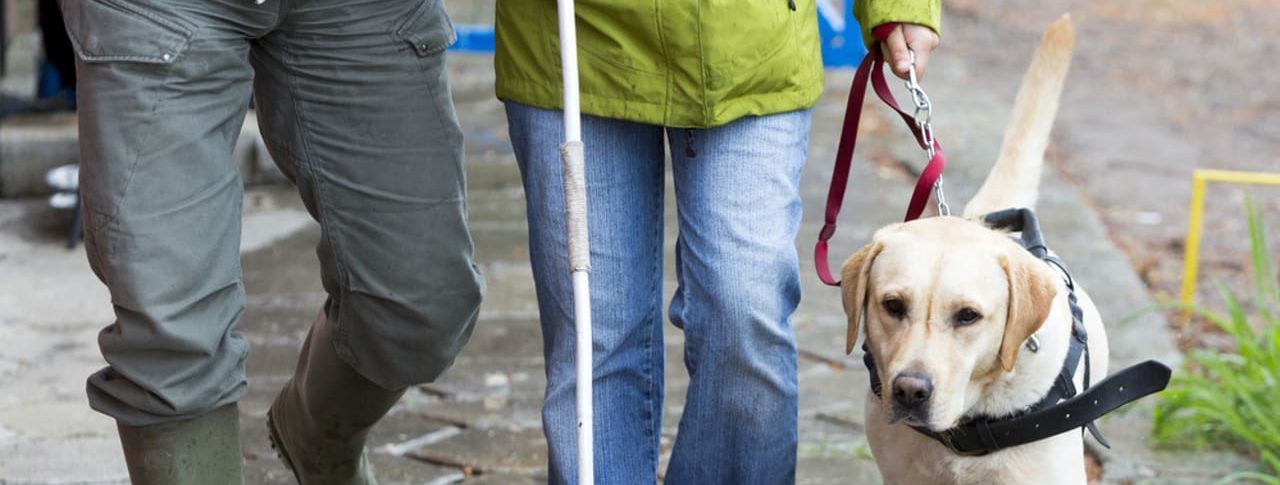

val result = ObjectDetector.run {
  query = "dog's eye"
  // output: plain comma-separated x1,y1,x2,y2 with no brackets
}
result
882,298,907,318
955,308,982,326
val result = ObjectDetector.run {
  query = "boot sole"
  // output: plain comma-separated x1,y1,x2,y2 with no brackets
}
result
266,409,303,483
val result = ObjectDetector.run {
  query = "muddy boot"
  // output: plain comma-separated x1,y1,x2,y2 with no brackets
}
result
268,314,406,484
117,404,244,484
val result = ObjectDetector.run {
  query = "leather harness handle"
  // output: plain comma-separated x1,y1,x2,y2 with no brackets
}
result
935,360,1172,456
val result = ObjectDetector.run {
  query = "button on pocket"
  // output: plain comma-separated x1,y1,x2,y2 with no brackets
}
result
62,0,194,65
392,0,457,57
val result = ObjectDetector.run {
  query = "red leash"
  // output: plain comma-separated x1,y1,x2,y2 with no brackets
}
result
814,24,947,287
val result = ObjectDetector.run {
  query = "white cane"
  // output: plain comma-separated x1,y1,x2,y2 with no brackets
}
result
555,1,594,484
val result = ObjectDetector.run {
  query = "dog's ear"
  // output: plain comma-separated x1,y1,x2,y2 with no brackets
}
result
998,251,1058,371
842,242,883,355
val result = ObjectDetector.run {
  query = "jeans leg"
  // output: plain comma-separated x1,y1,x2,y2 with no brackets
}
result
250,0,483,390
663,111,811,484
64,0,271,426
505,102,666,485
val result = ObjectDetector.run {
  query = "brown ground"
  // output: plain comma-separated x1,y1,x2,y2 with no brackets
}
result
944,0,1280,350
1086,449,1104,484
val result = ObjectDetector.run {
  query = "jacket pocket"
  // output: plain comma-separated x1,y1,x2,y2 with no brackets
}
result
575,0,663,74
391,0,457,57
702,0,796,88
61,0,194,64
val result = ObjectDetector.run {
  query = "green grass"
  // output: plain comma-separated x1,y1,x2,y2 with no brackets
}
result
1153,197,1280,484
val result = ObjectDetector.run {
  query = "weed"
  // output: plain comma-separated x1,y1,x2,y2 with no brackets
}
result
1153,197,1280,484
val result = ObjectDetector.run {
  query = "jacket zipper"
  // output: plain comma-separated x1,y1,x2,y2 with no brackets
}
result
788,0,797,11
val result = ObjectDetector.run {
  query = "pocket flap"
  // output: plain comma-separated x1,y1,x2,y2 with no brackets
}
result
392,0,457,57
63,0,194,64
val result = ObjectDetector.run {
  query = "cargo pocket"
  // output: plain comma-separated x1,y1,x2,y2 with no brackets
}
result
61,0,194,64
59,0,196,236
391,0,457,57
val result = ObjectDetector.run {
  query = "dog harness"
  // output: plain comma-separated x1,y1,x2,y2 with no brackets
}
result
862,208,1173,457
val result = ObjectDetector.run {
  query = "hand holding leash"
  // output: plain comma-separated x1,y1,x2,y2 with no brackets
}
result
882,22,949,215
814,23,949,286
880,23,939,80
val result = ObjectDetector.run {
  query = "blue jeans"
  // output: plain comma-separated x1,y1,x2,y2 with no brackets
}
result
506,102,807,484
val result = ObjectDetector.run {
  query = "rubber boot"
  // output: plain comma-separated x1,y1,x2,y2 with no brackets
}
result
268,314,406,484
117,404,244,484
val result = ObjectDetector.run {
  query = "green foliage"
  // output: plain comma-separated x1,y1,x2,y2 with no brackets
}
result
1153,197,1280,484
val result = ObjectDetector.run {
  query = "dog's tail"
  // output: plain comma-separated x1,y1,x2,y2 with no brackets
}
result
962,14,1075,219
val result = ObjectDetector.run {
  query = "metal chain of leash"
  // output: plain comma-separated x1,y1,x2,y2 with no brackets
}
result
906,50,950,216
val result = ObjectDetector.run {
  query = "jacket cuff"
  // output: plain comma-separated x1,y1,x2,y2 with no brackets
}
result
854,0,942,47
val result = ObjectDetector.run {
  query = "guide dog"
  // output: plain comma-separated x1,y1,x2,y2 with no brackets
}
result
841,15,1114,484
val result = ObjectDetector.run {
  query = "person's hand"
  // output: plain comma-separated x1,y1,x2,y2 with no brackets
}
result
880,23,940,81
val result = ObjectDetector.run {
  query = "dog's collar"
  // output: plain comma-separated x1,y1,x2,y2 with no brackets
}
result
862,208,1172,457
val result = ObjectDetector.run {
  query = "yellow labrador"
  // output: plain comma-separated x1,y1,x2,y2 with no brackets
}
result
841,16,1117,484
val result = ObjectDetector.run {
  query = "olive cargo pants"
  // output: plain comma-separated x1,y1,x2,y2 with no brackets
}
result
62,0,483,426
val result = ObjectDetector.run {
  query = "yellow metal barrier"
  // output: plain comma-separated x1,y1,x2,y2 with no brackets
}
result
1181,169,1280,307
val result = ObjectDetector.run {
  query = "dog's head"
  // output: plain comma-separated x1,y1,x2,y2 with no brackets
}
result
842,216,1057,430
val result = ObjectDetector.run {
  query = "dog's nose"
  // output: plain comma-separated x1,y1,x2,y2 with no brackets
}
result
891,373,933,409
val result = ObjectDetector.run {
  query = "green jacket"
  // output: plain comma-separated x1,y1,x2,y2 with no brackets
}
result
494,0,940,128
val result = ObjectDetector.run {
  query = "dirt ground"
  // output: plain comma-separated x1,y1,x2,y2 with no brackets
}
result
942,0,1280,350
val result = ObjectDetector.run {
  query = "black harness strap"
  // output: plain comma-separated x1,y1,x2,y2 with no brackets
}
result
925,360,1171,456
862,208,1173,456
